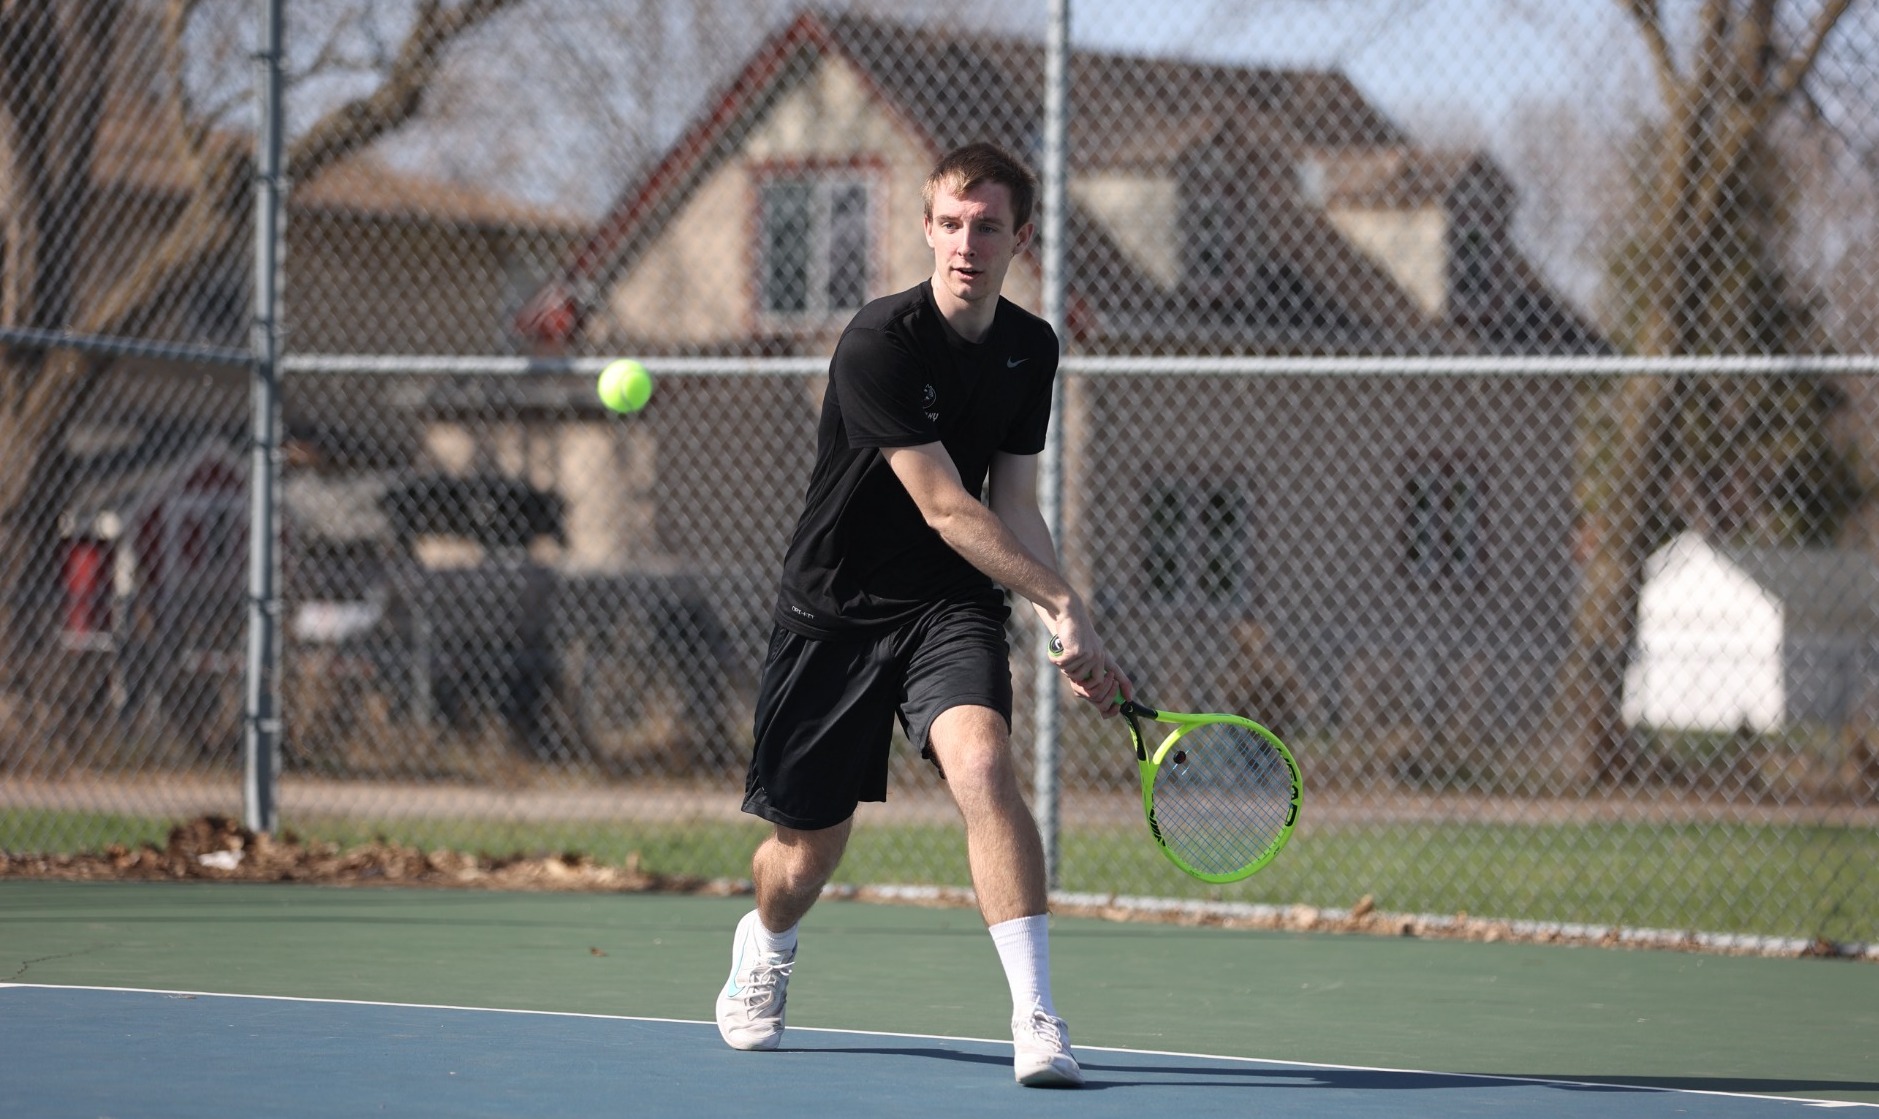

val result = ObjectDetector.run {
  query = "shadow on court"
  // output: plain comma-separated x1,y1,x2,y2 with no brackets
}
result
1503,1075,1879,1098
817,1045,1879,1101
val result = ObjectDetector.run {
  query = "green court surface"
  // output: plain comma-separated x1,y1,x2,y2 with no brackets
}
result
3,880,1875,1108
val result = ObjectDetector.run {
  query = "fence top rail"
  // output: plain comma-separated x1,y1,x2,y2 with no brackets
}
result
274,351,1879,378
279,354,829,376
7,339,1868,378
1067,354,1879,377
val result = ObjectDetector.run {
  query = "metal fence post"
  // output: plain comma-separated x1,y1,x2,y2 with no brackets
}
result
243,0,285,834
1032,0,1071,890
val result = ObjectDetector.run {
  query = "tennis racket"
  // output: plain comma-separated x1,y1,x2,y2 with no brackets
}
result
1118,698,1302,883
1049,636,1301,882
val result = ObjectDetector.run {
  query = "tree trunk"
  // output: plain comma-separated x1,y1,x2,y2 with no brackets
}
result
1553,0,1852,788
0,0,110,683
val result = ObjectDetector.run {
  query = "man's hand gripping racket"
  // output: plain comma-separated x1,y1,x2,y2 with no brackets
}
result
1052,637,1303,883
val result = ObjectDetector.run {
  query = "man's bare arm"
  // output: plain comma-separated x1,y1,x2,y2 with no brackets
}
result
883,443,1069,612
885,443,1130,708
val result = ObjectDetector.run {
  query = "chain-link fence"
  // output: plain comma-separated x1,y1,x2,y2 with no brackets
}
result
3,0,1877,948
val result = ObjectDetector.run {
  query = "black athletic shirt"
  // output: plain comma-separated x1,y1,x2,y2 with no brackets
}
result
772,280,1059,638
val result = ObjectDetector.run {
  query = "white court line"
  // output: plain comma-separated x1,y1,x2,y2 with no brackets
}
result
4,982,1873,1111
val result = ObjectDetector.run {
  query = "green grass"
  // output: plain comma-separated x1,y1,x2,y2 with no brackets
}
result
1,809,177,853
5,808,1874,945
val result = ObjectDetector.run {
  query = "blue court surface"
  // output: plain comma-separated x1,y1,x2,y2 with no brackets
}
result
4,983,1871,1118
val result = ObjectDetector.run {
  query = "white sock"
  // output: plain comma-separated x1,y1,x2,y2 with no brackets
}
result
988,914,1054,1018
756,916,798,956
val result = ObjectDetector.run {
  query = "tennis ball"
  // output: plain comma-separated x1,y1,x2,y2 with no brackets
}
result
597,359,653,413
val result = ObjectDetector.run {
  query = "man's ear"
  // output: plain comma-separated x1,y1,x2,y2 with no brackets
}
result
1014,221,1036,253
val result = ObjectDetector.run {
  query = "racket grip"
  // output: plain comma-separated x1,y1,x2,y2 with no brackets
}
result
1049,635,1139,711
1048,635,1141,712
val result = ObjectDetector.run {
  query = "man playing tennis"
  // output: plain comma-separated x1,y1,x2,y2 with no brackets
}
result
715,142,1131,1088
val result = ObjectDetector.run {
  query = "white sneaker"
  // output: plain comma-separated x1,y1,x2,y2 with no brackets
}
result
715,910,794,1051
1012,1002,1084,1087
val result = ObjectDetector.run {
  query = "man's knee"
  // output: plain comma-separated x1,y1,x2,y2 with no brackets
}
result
928,707,1019,798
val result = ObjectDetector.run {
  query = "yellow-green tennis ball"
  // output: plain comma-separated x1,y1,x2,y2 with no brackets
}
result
597,359,653,413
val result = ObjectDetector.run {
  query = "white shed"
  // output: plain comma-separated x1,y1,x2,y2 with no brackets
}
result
1623,532,1878,732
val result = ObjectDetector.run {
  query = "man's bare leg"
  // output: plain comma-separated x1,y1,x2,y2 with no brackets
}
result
752,818,852,931
716,819,850,1051
927,705,1082,1088
926,705,1047,923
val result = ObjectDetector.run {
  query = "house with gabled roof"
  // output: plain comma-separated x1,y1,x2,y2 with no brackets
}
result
52,81,583,580
505,9,1607,773
517,10,1599,361
33,52,582,752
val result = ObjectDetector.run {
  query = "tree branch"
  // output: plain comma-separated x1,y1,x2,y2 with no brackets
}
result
1621,0,1683,109
1740,0,1779,86
161,0,212,181
70,0,520,346
1771,0,1856,104
287,0,521,188
288,7,370,89
1694,0,1730,102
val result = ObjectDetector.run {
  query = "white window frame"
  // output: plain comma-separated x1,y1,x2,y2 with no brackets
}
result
757,172,873,323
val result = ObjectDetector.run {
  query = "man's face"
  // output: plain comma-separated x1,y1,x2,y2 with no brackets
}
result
924,180,1034,309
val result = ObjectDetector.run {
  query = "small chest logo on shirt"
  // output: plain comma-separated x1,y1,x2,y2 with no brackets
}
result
923,382,939,422
1006,356,1029,368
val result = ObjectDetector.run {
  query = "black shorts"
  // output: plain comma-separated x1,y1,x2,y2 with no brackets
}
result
741,595,1014,830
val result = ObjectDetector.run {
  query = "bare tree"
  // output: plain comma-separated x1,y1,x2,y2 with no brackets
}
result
0,0,520,678
1548,0,1857,786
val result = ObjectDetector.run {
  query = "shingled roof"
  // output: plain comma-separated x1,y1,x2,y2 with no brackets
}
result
535,8,1589,357
809,11,1408,165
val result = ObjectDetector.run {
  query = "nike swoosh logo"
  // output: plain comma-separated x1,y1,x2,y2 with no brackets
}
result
1007,357,1029,368
724,943,747,997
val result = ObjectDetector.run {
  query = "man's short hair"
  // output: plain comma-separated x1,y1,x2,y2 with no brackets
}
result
922,143,1039,230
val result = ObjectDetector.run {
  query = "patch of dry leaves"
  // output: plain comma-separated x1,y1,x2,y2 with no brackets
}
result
0,814,732,894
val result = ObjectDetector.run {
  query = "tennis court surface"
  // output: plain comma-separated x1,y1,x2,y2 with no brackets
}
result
4,881,1875,1115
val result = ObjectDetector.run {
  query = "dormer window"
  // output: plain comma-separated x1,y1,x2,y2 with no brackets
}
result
758,173,871,320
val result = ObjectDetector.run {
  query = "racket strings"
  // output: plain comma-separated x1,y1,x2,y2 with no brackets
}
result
1151,723,1295,876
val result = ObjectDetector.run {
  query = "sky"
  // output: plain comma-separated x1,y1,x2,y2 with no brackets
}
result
1058,0,1655,307
1067,0,1648,141
257,0,1868,317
